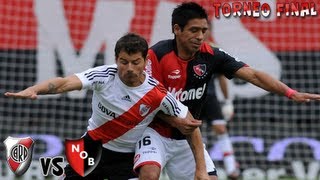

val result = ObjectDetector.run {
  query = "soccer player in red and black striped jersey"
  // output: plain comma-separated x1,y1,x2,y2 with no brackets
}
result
134,2,320,180
5,33,208,180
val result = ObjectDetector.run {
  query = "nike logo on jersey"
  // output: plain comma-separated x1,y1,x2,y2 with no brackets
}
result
98,102,116,118
168,83,206,102
121,95,131,102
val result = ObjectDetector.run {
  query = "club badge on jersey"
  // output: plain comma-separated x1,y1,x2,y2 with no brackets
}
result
139,104,151,117
193,64,208,78
4,136,35,176
65,137,102,177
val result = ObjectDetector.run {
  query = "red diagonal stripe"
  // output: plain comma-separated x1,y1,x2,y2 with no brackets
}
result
8,157,20,172
88,85,166,143
19,138,34,148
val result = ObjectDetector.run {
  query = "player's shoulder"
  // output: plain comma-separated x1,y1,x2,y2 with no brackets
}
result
146,73,158,85
83,64,118,81
150,39,174,51
199,42,222,55
200,43,234,58
149,39,175,61
145,74,167,94
88,64,117,72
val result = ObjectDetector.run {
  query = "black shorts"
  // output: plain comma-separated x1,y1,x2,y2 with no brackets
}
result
64,134,137,180
200,93,224,123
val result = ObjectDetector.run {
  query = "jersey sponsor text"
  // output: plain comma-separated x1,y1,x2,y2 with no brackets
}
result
98,102,116,118
168,83,206,102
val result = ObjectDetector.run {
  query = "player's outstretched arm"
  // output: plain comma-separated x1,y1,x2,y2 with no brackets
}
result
234,66,320,103
4,75,82,99
156,111,209,179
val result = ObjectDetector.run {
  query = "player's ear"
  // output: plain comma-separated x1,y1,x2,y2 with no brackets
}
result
115,56,119,64
173,24,181,36
143,57,147,68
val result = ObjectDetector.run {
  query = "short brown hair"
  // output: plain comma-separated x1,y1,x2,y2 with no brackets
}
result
115,33,148,60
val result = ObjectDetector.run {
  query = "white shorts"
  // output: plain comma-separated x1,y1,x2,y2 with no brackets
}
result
134,127,216,179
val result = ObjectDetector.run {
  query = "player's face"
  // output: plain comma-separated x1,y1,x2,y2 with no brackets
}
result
116,51,146,87
175,18,208,55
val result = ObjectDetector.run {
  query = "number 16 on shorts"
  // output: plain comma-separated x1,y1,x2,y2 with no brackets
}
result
137,136,151,149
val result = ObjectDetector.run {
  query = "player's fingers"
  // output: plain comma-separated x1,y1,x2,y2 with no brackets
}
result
191,119,202,124
183,125,197,131
4,92,36,99
8,93,26,98
193,119,202,123
184,119,201,126
4,92,19,97
310,94,320,100
179,128,193,135
30,94,38,100
304,93,320,98
299,94,320,102
188,120,202,127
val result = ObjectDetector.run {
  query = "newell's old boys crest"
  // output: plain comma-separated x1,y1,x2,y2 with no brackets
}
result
193,64,207,77
65,137,102,177
4,136,34,176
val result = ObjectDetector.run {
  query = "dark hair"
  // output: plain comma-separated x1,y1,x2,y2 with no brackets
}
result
115,33,148,59
171,2,208,33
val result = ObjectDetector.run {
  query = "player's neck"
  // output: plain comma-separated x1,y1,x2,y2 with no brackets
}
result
123,73,146,87
175,41,196,60
177,49,195,61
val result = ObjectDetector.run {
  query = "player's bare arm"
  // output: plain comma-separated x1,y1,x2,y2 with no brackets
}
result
234,66,320,103
156,112,211,179
156,111,202,135
4,75,82,99
186,128,212,180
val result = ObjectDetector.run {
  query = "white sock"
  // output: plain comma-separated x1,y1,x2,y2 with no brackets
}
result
217,133,237,174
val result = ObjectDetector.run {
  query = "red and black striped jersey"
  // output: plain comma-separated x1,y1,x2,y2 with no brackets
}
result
146,39,246,139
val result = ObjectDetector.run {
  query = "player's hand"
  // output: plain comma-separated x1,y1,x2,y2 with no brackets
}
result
173,118,202,135
4,88,38,100
156,112,202,135
290,92,320,103
194,169,210,180
222,99,234,121
175,111,202,135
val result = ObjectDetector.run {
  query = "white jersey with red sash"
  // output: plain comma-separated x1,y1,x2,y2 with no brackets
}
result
75,64,188,153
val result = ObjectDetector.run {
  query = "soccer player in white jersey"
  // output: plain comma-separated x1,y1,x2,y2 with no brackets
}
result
5,33,209,180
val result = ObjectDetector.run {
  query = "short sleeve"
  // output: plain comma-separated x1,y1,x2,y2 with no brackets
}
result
159,92,188,118
75,64,117,91
213,48,247,79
